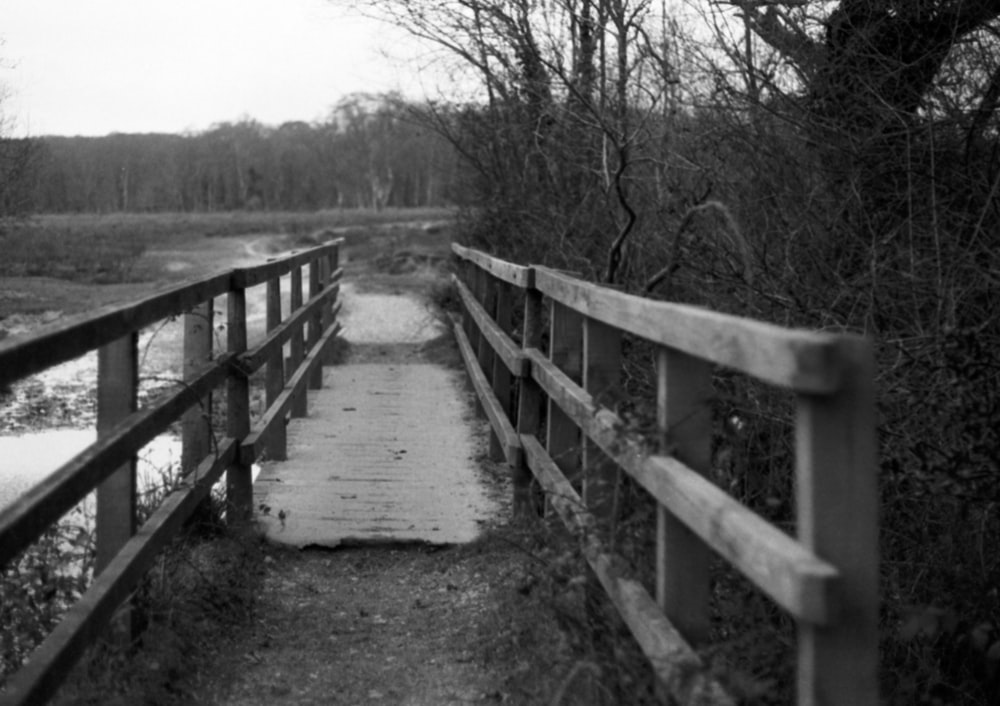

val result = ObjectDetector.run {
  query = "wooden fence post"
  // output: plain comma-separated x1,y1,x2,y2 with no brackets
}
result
655,347,712,645
182,301,213,524
547,301,583,488
464,262,479,352
478,272,501,458
95,333,138,643
226,287,252,523
490,281,513,462
308,258,323,390
514,281,543,518
795,344,878,706
266,277,286,461
324,246,340,364
289,265,307,418
320,255,332,343
582,317,621,533
96,333,138,574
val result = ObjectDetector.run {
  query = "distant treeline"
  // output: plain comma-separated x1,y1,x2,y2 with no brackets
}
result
10,94,462,214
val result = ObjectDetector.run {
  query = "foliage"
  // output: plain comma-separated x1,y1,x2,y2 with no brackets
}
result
0,508,94,686
59,531,263,705
381,0,1000,702
0,137,43,217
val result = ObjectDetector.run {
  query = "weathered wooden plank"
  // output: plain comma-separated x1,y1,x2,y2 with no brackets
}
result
95,335,139,576
0,272,231,389
656,348,712,645
230,241,343,288
534,267,858,393
582,317,621,530
320,259,333,352
226,288,252,523
460,262,477,355
322,256,341,365
521,434,592,534
265,277,287,462
525,349,839,624
0,244,345,389
491,281,514,464
547,301,582,490
238,281,339,374
796,341,879,705
451,243,533,288
0,440,236,706
520,435,735,706
476,270,501,458
0,360,229,568
513,287,544,516
307,260,323,390
181,302,213,476
241,322,342,464
181,301,214,524
289,265,307,418
452,275,528,377
453,323,521,465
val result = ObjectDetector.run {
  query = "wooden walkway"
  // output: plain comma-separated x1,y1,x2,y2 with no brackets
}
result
0,237,879,706
254,362,499,547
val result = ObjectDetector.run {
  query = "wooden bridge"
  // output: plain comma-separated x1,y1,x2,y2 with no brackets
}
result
0,240,878,705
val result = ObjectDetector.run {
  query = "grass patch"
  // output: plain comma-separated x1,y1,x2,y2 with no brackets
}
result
0,208,455,285
0,222,151,283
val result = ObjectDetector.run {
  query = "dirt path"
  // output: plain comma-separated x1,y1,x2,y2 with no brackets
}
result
196,255,568,705
205,539,517,706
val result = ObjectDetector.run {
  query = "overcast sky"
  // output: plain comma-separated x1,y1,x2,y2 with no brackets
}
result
0,0,444,137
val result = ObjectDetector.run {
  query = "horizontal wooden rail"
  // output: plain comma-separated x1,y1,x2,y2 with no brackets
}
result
240,321,342,464
0,273,232,390
451,274,528,377
0,359,230,567
453,323,522,465
452,243,532,287
524,348,840,624
238,281,341,374
231,252,340,289
520,434,734,705
534,266,857,394
0,238,344,706
451,243,878,706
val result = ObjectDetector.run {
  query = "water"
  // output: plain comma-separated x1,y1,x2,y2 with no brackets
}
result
1,255,309,516
0,429,183,513
0,282,273,510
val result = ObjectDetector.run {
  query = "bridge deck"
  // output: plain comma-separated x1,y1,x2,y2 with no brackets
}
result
254,282,500,548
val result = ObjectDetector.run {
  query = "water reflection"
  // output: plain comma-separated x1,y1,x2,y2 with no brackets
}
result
0,429,262,518
0,430,182,513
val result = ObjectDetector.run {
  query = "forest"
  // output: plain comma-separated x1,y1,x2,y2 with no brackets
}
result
3,0,1000,702
1,93,460,214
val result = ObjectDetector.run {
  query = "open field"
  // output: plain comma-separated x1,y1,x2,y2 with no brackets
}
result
0,208,454,321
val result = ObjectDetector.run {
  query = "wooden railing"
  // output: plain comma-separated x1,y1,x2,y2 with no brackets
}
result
451,243,878,706
0,239,343,705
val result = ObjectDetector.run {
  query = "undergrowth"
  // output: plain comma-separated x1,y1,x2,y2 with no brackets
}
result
54,528,264,706
452,105,1000,701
